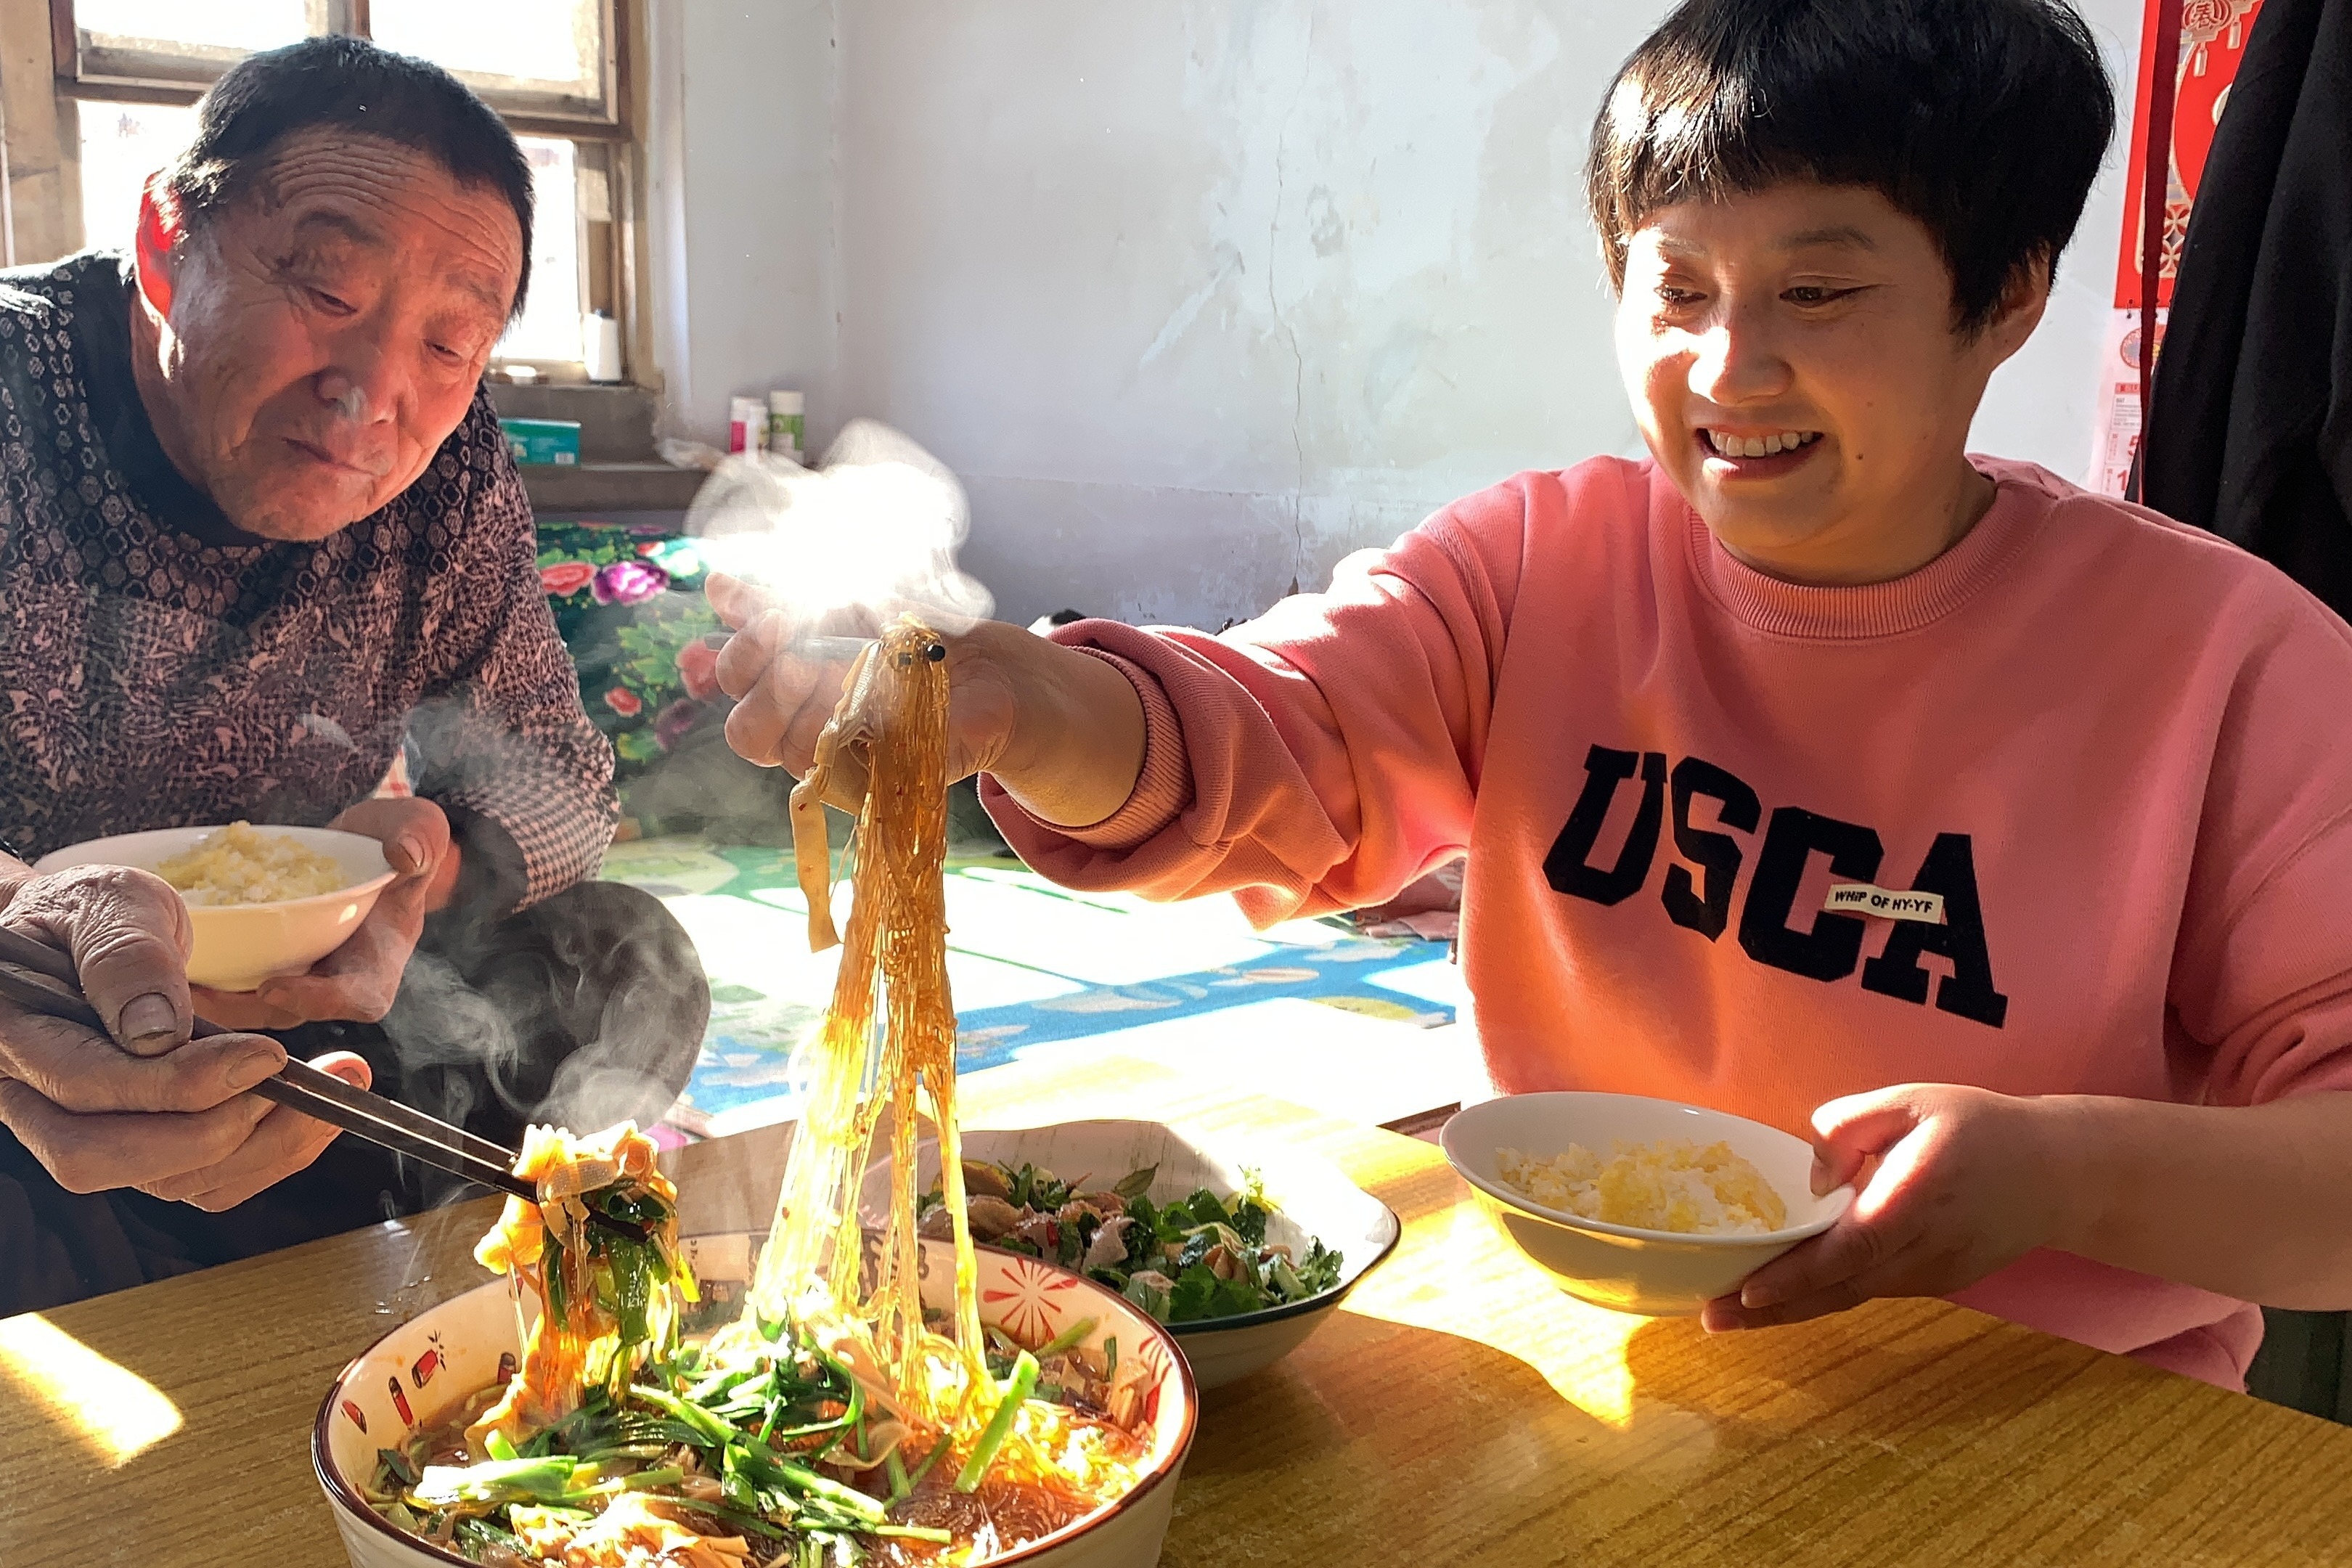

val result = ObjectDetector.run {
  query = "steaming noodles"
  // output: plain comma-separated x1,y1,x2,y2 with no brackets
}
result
361,620,1148,1566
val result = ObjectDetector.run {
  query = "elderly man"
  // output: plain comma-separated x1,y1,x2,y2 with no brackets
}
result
0,38,709,1314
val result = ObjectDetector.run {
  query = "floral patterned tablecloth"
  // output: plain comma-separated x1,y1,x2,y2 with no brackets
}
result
538,520,722,780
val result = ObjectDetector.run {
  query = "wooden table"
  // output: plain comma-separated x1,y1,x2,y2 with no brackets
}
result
7,1053,2352,1567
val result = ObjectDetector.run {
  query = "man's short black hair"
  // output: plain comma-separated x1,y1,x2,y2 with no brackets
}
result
1586,0,2113,332
161,35,534,315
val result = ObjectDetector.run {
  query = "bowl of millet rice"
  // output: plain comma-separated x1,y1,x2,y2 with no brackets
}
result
1440,1092,1854,1316
36,822,396,992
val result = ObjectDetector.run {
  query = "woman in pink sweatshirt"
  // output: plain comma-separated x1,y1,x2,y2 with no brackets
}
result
715,0,2352,1392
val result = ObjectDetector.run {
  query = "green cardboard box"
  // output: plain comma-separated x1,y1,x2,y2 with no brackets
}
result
499,417,581,467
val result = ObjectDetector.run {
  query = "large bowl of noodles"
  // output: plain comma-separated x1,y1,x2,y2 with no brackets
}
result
313,1233,1198,1568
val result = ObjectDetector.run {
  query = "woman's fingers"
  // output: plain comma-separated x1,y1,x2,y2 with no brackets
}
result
1726,1204,1910,1314
1808,1087,1923,1195
704,572,775,632
714,610,787,700
723,640,861,775
723,683,793,769
1701,1234,1939,1331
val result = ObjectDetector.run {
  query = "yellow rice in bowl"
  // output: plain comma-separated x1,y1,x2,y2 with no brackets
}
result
1495,1138,1788,1236
153,822,349,907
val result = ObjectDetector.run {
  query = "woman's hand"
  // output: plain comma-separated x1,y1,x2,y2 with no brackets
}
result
1702,1082,2076,1332
192,796,453,1030
706,574,1146,828
0,863,369,1209
707,576,1022,796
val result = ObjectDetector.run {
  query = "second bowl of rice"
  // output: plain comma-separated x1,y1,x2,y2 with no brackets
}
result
1441,1092,1854,1316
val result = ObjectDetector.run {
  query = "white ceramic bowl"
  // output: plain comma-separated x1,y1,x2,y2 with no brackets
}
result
34,825,396,992
315,1233,1198,1568
1440,1092,1854,1317
862,1120,1400,1390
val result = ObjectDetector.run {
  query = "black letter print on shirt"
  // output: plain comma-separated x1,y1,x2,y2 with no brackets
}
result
1859,833,2010,1028
1545,746,1666,906
1660,756,1760,941
1737,807,1885,981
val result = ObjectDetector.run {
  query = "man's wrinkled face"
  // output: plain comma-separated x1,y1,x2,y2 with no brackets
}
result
138,131,522,542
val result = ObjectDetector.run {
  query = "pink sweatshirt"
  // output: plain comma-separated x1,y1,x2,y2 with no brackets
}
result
982,456,2352,1389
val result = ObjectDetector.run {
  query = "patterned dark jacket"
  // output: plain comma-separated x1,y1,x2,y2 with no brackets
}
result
0,251,615,909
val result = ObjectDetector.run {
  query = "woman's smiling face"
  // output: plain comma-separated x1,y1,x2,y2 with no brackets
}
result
1616,181,2046,587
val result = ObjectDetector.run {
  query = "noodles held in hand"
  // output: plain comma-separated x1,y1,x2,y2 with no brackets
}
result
362,620,1146,1567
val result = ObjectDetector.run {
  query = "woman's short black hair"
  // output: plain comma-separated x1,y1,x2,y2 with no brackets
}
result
1586,0,2113,332
160,35,534,315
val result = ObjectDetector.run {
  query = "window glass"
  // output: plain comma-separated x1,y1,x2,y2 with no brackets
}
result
495,136,584,363
369,0,604,104
73,0,310,53
76,101,197,254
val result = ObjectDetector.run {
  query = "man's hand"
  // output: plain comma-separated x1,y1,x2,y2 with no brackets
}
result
0,863,370,1208
193,797,454,1030
1701,1083,2070,1332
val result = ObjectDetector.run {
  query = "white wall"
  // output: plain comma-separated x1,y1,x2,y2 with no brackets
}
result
1976,0,2142,485
647,0,841,447
655,0,2144,629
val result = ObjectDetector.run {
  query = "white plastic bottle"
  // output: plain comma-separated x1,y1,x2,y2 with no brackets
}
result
729,396,767,456
767,391,805,464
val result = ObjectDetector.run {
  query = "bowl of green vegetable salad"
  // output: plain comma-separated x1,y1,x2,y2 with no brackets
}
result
860,1121,1400,1390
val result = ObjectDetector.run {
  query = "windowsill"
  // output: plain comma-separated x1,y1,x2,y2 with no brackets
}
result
488,380,660,441
519,459,706,515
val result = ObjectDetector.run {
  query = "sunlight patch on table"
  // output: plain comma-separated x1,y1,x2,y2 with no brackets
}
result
0,1315,181,1466
1342,1203,1656,1429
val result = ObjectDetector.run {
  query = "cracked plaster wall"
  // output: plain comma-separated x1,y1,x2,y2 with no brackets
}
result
658,0,2144,632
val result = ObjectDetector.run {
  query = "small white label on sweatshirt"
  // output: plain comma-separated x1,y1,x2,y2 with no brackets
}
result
1824,883,1946,923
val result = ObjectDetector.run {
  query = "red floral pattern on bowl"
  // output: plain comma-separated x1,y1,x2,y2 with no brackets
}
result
984,1252,1089,1345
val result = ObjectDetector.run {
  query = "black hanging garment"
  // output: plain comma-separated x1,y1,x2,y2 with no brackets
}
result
2139,0,2352,1427
2141,0,2352,619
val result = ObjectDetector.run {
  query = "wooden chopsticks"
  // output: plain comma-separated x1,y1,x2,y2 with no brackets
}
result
0,923,648,1242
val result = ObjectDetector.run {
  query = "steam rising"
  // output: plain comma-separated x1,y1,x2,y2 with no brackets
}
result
362,692,707,1214
685,420,994,632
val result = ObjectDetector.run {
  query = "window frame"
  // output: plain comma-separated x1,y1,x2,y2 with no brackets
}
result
49,0,626,136
4,0,645,383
